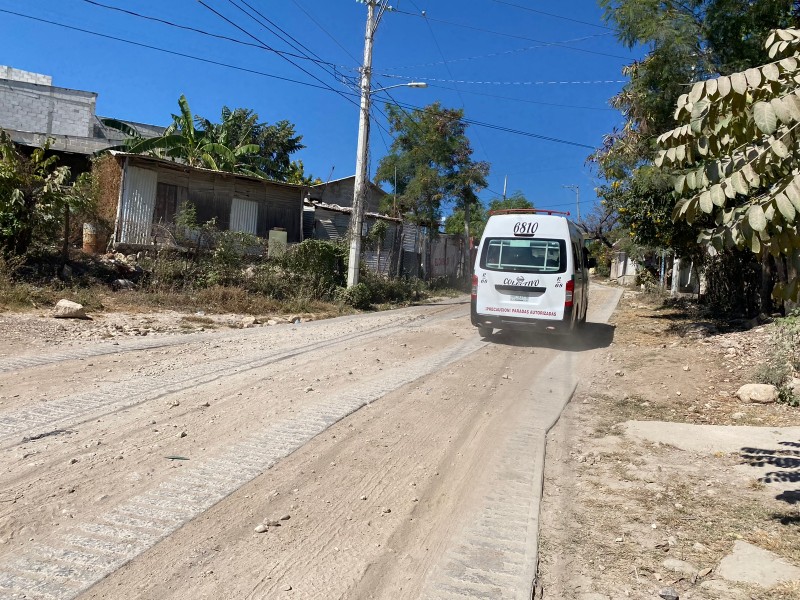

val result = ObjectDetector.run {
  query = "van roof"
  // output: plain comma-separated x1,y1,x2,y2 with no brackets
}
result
488,208,571,216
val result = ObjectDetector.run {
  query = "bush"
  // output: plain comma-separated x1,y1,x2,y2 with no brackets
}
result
281,239,346,293
335,283,372,309
754,310,800,406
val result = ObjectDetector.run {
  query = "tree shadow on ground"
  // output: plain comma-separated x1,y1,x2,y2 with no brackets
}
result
482,322,615,352
740,443,800,519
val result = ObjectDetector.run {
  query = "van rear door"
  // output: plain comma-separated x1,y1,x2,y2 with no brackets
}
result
475,236,568,321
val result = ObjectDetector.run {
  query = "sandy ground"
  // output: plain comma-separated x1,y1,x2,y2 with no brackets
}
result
0,287,619,600
538,289,800,600
5,284,794,600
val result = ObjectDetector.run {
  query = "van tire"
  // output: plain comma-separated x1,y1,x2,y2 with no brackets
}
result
478,326,493,338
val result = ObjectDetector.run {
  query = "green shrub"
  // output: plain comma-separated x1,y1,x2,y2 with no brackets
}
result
335,283,371,309
281,239,346,293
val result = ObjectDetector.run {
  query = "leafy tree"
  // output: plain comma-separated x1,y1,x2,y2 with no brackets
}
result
196,106,306,180
0,131,72,256
375,102,487,277
487,191,533,213
444,191,533,239
104,96,308,181
656,28,800,302
594,0,797,255
444,204,487,239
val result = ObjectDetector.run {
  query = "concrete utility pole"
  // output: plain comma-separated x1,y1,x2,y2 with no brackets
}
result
347,1,425,287
347,1,379,288
563,184,580,220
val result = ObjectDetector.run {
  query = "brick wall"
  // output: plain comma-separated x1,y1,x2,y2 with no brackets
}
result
0,69,96,138
0,65,52,86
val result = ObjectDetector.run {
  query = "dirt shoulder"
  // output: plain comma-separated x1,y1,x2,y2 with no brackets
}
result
538,289,800,600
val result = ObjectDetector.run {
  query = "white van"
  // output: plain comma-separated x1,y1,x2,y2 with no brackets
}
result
470,209,592,337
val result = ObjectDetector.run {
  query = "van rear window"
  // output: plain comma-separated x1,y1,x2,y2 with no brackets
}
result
480,238,566,273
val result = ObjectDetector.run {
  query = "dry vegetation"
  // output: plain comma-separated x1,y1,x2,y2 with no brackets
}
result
539,289,800,600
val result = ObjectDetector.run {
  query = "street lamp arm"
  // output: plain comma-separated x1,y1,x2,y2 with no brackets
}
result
372,82,427,93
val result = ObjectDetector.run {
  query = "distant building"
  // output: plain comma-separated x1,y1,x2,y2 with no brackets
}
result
95,153,304,251
306,175,389,214
0,65,162,171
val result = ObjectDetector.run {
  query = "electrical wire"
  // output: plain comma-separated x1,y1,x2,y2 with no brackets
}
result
78,0,336,65
379,32,614,71
379,97,597,149
376,73,628,85
490,0,613,30
228,0,359,91
199,1,355,97
425,84,615,111
0,8,348,93
0,7,599,149
391,8,631,60
289,0,361,65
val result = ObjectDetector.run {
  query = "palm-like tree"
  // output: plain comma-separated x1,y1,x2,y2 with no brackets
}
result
102,95,308,181
103,96,260,176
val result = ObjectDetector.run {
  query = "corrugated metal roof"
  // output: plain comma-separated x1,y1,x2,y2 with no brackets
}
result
303,199,401,222
108,152,305,190
308,175,388,194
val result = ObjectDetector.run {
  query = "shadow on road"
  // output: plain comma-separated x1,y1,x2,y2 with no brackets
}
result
740,442,800,521
480,321,616,351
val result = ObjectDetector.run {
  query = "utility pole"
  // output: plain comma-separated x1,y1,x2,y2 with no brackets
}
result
563,184,580,220
502,175,507,202
347,2,424,287
347,1,379,288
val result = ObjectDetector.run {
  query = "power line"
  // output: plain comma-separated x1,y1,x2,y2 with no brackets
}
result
416,7,492,163
491,0,613,30
289,0,361,65
199,0,354,97
1,8,598,150
0,8,348,93
424,84,615,112
78,0,335,66
373,96,596,149
379,32,614,71
229,0,358,91
376,73,628,85
214,0,401,143
392,8,631,60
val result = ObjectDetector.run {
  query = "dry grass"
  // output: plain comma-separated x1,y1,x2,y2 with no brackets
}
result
540,289,800,600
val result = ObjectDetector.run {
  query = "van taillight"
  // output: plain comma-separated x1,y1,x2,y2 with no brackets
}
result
565,278,574,307
471,274,478,298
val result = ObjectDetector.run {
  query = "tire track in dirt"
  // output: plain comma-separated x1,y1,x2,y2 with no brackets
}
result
0,306,460,450
0,304,457,375
0,335,486,600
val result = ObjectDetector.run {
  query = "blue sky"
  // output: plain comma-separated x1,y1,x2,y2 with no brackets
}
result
0,0,642,217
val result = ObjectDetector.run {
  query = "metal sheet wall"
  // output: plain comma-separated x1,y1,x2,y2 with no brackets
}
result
118,165,158,244
431,235,462,278
230,198,259,235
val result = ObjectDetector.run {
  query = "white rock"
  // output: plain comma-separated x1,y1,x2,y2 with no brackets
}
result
736,384,778,404
242,316,258,328
52,299,87,319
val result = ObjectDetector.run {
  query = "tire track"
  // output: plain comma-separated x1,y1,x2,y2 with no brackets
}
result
0,336,487,600
0,304,456,375
0,306,460,450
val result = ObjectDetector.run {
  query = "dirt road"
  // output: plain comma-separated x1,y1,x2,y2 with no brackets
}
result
0,284,621,600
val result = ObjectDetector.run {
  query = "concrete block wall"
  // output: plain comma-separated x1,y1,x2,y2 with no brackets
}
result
0,71,96,138
0,65,52,86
